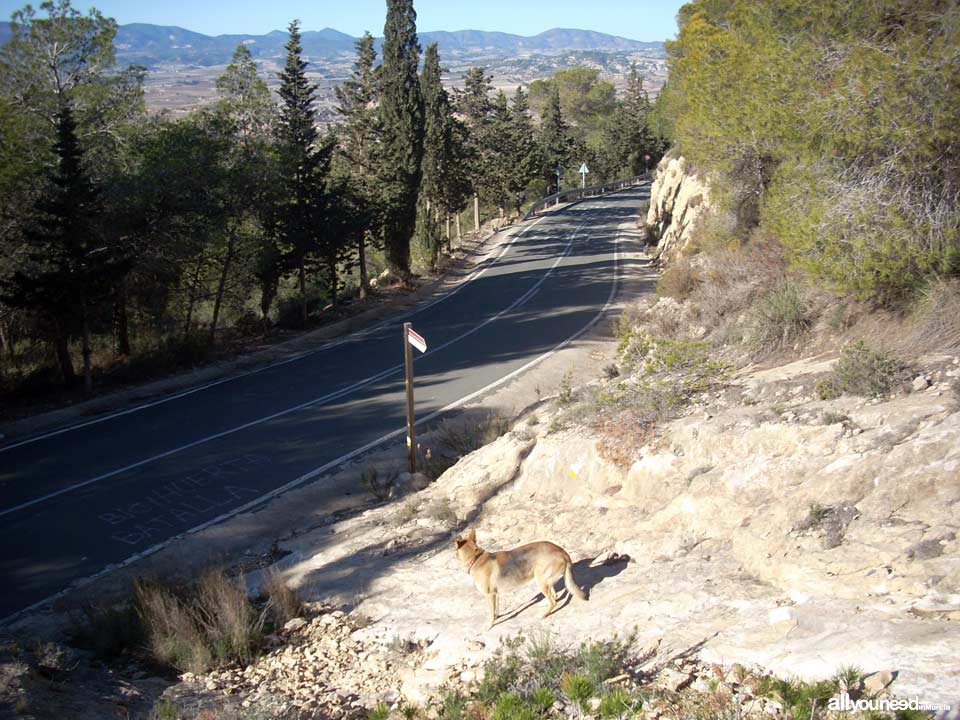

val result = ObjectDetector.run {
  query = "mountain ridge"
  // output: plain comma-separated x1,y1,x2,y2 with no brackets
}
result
0,20,663,67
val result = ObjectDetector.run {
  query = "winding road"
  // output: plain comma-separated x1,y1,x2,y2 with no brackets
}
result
0,185,647,621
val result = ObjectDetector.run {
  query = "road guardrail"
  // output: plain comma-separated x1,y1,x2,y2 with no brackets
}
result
522,173,649,221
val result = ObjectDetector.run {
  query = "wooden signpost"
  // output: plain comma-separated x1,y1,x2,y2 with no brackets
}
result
403,323,427,473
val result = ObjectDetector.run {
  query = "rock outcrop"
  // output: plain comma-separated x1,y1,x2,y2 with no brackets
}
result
645,154,712,263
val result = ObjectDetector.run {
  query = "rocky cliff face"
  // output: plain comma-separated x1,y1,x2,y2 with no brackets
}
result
645,154,712,263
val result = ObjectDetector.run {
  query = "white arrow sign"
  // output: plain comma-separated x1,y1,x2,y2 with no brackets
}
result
579,162,589,174
407,327,427,353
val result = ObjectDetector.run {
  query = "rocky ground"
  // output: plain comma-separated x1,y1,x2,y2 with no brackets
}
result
129,338,957,718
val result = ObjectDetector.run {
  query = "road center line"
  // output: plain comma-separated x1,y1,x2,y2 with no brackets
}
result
0,214,552,454
0,216,589,518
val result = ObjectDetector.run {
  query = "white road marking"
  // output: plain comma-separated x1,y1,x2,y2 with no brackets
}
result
0,215,551,454
0,216,590,518
0,213,625,628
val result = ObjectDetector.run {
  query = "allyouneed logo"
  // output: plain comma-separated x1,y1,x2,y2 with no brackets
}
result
828,692,952,713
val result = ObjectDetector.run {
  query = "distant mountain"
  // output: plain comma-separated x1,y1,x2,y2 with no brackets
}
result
0,21,663,68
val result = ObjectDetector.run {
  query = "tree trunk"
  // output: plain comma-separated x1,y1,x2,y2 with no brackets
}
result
81,295,93,397
0,318,15,367
53,320,75,387
183,257,204,338
357,235,368,302
328,260,338,309
260,273,279,334
113,282,131,357
473,194,480,232
455,212,462,240
299,258,308,328
209,233,236,344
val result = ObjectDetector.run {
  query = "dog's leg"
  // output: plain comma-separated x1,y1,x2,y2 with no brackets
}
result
487,591,498,629
537,578,557,618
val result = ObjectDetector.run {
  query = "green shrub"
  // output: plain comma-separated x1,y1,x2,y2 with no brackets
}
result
747,282,812,354
529,686,556,715
598,688,637,720
492,693,538,720
559,673,594,708
829,341,903,397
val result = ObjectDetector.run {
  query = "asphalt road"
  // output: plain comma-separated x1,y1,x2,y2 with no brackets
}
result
0,186,646,621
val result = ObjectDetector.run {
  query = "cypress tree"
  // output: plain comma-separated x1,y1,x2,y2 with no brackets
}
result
378,0,424,278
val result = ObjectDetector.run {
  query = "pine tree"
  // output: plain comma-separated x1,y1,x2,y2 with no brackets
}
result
275,20,332,326
2,104,128,392
540,85,572,193
608,63,658,176
210,44,277,340
377,0,424,277
334,32,381,300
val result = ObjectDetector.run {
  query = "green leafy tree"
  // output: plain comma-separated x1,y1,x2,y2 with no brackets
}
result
377,0,424,277
275,20,333,326
334,32,381,300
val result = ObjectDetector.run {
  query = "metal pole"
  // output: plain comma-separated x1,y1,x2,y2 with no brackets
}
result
403,322,416,474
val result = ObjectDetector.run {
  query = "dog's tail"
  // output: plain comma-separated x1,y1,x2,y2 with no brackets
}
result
565,561,587,601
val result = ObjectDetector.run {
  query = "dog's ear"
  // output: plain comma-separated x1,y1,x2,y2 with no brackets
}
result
454,537,466,548
467,528,476,542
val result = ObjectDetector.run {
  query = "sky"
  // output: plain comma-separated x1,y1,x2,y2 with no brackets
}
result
0,0,685,41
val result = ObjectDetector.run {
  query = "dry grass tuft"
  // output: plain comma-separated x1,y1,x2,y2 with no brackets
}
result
135,569,265,674
260,569,303,630
656,259,701,300
910,277,960,351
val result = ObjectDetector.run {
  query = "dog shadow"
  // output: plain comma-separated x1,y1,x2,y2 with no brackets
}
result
495,554,631,626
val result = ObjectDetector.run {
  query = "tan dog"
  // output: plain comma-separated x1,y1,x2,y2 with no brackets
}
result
454,528,587,628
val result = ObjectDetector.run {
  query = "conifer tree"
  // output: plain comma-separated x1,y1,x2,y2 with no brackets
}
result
418,43,468,268
334,32,381,299
540,85,572,193
506,87,541,214
3,104,128,392
607,64,659,176
275,20,332,326
210,44,277,339
457,67,493,230
377,0,424,277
